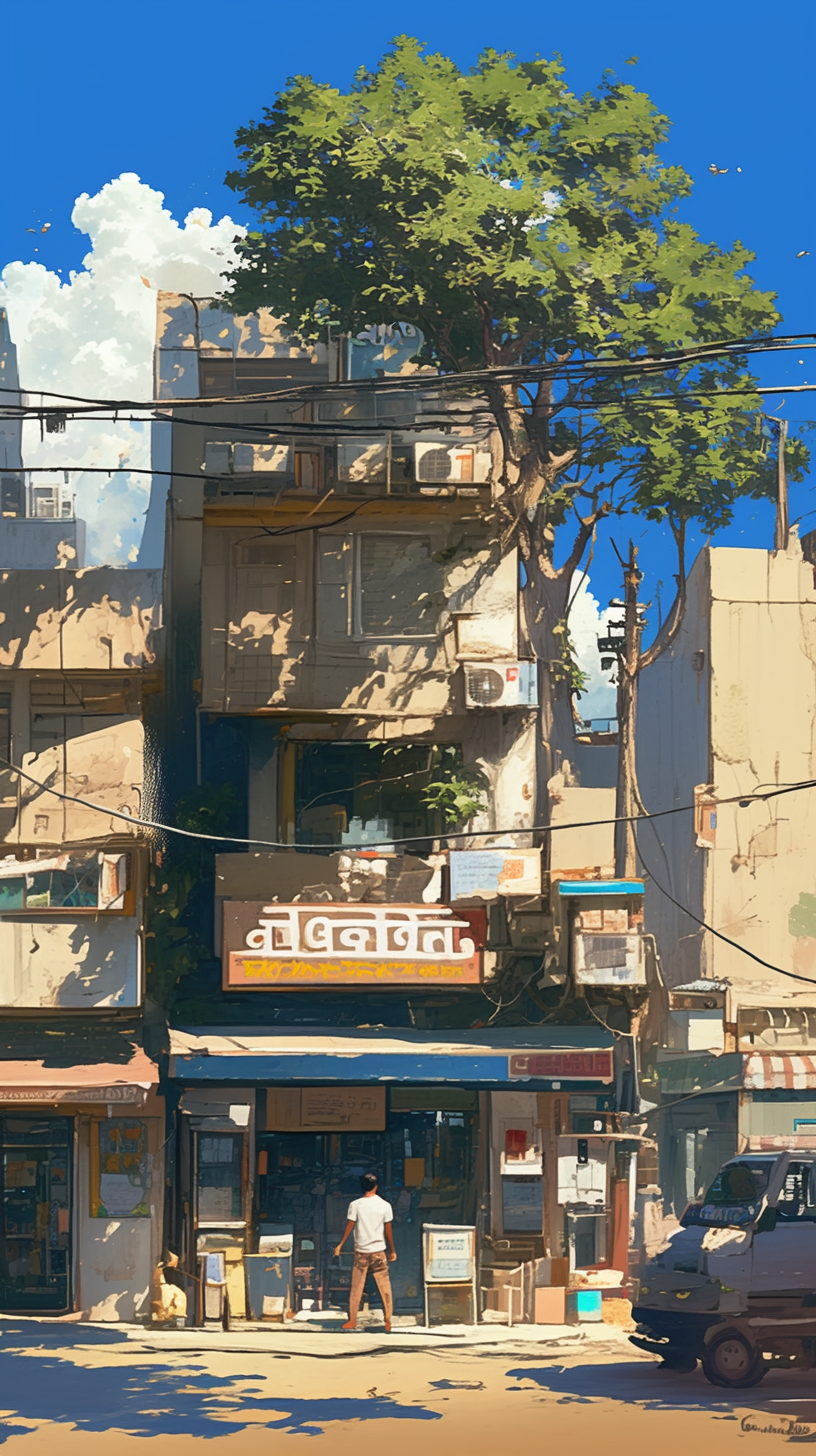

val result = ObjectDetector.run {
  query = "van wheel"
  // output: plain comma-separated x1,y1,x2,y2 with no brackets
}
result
702,1332,766,1388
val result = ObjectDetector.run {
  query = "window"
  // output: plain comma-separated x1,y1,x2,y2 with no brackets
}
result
317,533,444,639
196,1133,245,1223
704,1160,771,1206
0,850,130,913
30,678,140,760
294,451,321,493
233,541,295,619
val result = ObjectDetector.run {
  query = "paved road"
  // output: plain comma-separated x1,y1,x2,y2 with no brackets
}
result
0,1320,814,1453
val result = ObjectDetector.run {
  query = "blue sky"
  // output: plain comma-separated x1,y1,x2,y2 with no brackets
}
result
2,0,814,616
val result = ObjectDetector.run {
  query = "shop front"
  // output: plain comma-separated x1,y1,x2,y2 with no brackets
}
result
167,1025,619,1319
0,1028,163,1319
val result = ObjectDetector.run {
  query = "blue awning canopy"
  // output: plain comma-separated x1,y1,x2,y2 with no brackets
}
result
168,1026,616,1089
558,879,644,897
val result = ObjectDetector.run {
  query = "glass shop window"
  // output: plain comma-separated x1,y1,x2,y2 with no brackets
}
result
0,850,129,913
196,1133,245,1223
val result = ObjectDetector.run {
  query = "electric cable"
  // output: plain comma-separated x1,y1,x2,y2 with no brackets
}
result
634,831,816,987
2,751,816,853
1,331,813,413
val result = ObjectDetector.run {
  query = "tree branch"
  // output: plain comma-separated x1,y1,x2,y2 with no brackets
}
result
639,516,687,670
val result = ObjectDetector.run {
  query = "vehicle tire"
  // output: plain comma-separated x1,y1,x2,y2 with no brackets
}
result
660,1351,698,1374
702,1331,766,1389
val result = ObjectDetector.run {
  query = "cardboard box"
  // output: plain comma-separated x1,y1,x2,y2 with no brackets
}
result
533,1256,569,1287
534,1286,567,1325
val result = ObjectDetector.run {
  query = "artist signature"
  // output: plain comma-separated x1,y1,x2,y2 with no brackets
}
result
741,1415,815,1438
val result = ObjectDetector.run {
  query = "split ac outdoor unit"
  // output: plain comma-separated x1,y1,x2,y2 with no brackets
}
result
414,442,491,484
463,661,538,708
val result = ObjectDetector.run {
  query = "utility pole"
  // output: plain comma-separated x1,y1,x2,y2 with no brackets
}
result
774,418,789,553
597,542,646,876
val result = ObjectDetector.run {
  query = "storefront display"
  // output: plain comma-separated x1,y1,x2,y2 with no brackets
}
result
0,1117,72,1312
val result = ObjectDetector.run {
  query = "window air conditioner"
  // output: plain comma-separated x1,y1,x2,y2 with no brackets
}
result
463,661,538,708
573,932,645,986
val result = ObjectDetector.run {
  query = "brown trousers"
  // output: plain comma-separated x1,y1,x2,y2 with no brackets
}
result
349,1249,393,1322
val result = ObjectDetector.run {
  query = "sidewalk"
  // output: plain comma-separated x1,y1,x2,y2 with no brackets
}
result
0,1312,633,1359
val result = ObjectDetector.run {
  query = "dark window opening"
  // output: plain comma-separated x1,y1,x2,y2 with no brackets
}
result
294,741,453,847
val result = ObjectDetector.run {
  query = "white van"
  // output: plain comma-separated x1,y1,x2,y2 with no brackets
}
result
631,1151,816,1387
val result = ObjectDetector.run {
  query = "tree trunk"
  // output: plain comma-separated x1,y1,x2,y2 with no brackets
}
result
521,547,579,837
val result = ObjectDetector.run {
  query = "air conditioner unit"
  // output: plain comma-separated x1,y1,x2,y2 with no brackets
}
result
463,661,538,708
573,932,645,986
415,442,491,484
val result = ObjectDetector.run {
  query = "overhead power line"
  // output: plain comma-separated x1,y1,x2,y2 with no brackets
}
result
635,833,816,987
3,753,816,852
0,332,813,415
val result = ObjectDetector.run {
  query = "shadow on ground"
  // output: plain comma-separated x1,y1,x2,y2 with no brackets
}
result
507,1358,816,1423
0,1323,442,1440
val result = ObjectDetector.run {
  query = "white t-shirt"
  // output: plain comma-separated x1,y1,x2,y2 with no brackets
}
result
347,1193,393,1252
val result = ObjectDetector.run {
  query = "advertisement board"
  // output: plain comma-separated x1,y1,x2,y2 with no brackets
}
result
223,903,486,989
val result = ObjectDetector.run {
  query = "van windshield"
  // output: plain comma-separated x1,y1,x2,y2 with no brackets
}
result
704,1161,771,1206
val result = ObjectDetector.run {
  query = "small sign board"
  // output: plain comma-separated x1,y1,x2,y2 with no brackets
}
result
423,1225,476,1283
450,849,541,900
265,1086,386,1132
508,1051,614,1083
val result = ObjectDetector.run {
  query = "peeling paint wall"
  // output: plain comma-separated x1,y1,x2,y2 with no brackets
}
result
0,914,141,1009
0,568,160,671
75,1114,163,1322
638,541,816,1000
18,718,144,845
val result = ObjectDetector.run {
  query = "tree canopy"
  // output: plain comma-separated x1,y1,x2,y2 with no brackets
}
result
224,38,807,761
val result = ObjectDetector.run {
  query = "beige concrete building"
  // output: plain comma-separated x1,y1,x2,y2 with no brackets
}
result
637,536,816,1210
0,564,164,1321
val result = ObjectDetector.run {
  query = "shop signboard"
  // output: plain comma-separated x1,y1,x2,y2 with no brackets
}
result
223,903,486,989
507,1051,614,1083
265,1086,386,1132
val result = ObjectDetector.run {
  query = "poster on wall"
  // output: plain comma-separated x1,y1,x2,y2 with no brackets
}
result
91,1119,151,1217
223,903,486,989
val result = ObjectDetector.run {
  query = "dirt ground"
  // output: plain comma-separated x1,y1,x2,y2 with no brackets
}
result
0,1319,813,1454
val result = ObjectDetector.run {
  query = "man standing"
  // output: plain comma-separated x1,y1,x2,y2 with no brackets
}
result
334,1172,396,1332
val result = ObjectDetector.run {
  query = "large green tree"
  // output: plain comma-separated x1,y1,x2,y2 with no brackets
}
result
224,37,804,806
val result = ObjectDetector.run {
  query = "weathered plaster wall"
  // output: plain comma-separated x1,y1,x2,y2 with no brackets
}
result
199,520,517,718
638,541,816,999
0,913,142,1008
75,1113,163,1322
636,551,711,987
706,544,816,992
17,718,144,844
0,569,160,672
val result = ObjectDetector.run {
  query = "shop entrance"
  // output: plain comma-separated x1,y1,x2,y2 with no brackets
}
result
0,1116,72,1312
256,1089,477,1315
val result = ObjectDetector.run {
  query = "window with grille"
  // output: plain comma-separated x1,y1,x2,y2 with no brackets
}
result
317,533,443,639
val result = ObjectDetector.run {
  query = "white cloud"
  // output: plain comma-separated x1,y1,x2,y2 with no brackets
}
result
0,173,245,564
568,573,617,724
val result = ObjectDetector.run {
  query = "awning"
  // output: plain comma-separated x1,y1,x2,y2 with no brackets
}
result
168,1026,615,1088
744,1053,816,1091
0,1045,159,1106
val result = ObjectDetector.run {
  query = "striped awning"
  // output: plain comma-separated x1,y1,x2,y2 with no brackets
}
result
744,1053,816,1090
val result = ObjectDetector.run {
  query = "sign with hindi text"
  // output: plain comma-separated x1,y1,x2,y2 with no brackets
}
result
223,903,486,989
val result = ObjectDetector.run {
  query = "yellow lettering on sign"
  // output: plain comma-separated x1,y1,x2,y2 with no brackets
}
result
235,957,474,984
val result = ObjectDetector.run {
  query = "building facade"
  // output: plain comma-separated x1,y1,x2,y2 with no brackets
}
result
0,559,163,1319
637,537,816,1214
149,294,652,1321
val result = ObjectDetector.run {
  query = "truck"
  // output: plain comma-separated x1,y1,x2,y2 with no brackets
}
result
630,1150,816,1387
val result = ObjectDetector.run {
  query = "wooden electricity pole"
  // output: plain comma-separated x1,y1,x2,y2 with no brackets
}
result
774,418,789,553
614,542,645,879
